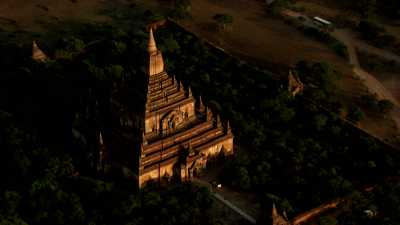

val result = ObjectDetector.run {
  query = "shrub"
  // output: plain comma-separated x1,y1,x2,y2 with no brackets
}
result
347,106,365,122
378,99,394,113
330,41,348,58
213,14,234,30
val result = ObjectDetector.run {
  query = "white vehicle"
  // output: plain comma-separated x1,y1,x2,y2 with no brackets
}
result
313,16,332,26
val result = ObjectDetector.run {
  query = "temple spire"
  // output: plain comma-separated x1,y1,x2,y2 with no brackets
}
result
99,132,104,145
147,28,164,76
148,28,158,54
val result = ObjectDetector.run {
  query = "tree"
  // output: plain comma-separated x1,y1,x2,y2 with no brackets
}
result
354,0,377,18
358,20,385,41
313,114,328,131
378,99,394,114
170,0,192,19
268,0,291,14
106,64,124,80
213,14,234,31
319,216,337,225
347,106,364,123
361,94,379,110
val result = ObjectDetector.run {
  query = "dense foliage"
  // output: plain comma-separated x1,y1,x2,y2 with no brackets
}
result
0,22,224,225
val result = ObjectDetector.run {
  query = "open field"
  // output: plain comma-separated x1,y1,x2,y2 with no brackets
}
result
0,0,113,31
180,0,346,71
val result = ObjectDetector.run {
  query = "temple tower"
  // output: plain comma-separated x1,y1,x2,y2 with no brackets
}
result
138,29,234,187
32,41,49,62
272,204,291,225
288,70,304,97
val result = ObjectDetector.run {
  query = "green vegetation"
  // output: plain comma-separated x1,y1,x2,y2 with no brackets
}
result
347,106,365,123
329,0,400,19
268,0,292,14
339,182,400,225
361,93,395,115
0,20,225,225
0,8,399,225
301,27,348,58
357,20,399,53
170,0,192,19
319,216,337,225
357,50,400,74
213,14,234,31
281,16,348,58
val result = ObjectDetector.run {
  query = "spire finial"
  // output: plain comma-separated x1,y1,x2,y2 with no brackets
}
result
179,81,184,92
272,203,278,217
199,96,206,112
188,87,193,97
99,132,104,145
142,132,148,145
148,28,157,54
216,115,222,127
226,121,232,134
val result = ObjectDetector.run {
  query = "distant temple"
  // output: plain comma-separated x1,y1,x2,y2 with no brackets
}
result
138,28,234,187
32,41,49,62
288,70,304,97
272,204,291,225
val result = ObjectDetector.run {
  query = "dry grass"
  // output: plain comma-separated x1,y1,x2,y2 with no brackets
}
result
180,0,347,70
0,0,115,31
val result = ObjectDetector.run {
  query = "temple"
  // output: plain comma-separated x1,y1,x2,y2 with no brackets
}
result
272,204,291,225
138,28,234,187
32,41,49,62
288,70,304,97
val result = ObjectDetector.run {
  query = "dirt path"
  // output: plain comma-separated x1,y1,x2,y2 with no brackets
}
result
193,178,257,224
353,67,399,105
332,29,360,67
333,29,400,64
332,29,400,106
332,28,400,133
213,193,257,224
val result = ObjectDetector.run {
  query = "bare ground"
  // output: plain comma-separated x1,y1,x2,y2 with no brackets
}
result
180,0,346,69
0,0,116,31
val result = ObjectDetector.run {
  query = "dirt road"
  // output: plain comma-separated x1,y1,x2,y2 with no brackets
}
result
332,28,400,134
193,178,257,224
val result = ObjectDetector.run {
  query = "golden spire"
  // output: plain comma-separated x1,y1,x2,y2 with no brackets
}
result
147,28,164,76
148,28,157,54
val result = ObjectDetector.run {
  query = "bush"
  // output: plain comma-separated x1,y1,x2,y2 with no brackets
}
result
358,20,385,40
378,99,394,113
330,41,348,58
213,14,234,30
361,94,379,110
319,216,337,225
301,27,347,58
347,106,365,122
268,0,292,14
